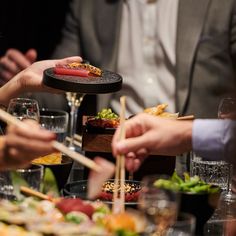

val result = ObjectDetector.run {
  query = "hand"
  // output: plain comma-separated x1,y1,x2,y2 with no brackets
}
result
0,49,37,85
112,113,193,172
0,119,56,169
0,56,82,106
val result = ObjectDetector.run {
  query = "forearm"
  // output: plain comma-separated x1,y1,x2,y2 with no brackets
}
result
192,119,236,162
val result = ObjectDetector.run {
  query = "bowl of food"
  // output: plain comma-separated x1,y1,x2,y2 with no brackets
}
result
32,153,73,191
153,172,221,235
62,179,141,207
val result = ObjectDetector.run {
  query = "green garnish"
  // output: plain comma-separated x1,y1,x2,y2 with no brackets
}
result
95,108,118,119
154,171,220,194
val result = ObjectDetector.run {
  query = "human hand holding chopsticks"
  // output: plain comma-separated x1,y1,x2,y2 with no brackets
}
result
0,108,101,172
112,113,193,173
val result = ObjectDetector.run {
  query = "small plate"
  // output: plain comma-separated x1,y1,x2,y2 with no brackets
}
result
43,68,122,94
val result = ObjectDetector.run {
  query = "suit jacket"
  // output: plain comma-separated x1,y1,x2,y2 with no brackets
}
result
53,0,236,118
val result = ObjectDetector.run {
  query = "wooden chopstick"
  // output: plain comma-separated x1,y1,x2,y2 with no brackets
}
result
65,136,82,148
20,186,53,201
0,109,101,172
177,115,195,120
113,96,126,214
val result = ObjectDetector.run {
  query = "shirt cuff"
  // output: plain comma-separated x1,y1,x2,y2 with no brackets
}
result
192,119,235,161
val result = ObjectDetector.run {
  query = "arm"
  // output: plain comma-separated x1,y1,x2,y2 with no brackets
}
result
0,56,82,107
193,119,236,163
52,0,81,59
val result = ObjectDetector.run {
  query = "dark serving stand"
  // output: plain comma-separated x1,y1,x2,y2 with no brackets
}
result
43,68,122,93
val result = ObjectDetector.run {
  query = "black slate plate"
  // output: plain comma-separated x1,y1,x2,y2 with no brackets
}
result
43,68,122,94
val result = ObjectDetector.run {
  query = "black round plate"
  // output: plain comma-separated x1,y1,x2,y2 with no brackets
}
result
43,68,122,94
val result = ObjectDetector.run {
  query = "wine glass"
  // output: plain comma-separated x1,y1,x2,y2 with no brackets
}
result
139,175,179,235
7,98,40,121
218,97,236,202
66,92,85,150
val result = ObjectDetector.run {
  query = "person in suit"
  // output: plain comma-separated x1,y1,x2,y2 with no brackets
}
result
1,0,236,117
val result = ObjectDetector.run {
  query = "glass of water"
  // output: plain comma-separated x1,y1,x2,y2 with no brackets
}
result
190,153,230,191
39,109,69,143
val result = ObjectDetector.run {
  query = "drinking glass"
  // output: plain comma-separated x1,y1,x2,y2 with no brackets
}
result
218,97,236,201
139,175,179,235
7,98,40,121
0,164,43,200
166,213,196,236
66,92,85,150
39,109,69,143
190,153,230,191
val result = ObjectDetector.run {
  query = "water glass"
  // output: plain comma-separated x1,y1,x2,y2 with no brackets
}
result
7,98,40,121
166,213,196,236
39,109,69,143
190,153,230,191
0,164,43,199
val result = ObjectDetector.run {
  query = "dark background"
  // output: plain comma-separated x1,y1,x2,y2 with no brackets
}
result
0,0,70,59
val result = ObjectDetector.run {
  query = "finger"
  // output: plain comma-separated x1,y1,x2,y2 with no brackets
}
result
6,49,32,69
0,69,14,82
56,56,83,66
25,49,37,63
7,123,56,142
115,135,151,155
0,56,21,74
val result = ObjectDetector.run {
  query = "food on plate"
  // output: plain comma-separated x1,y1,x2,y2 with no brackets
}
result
98,180,141,202
0,197,144,236
54,62,102,77
86,108,120,129
154,171,220,194
143,104,179,118
87,157,115,200
103,212,136,232
32,152,62,165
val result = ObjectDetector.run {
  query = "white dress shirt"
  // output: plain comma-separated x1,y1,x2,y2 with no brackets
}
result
108,0,179,116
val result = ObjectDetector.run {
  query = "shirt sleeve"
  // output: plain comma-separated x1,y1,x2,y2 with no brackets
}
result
192,119,236,162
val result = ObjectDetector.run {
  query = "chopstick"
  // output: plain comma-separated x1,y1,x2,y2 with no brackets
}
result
113,96,126,214
0,109,101,172
20,186,54,202
65,136,82,148
177,115,194,120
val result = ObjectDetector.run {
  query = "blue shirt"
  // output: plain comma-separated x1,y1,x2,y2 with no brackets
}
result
193,119,236,163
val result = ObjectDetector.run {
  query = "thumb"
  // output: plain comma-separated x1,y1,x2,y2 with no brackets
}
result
25,49,37,63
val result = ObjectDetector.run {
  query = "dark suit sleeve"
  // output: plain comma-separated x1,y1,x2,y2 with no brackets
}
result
230,2,236,68
52,0,81,59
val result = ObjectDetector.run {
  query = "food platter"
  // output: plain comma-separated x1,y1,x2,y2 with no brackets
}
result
43,68,122,93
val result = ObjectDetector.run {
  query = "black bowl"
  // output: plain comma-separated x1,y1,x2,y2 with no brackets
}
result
62,179,141,208
180,190,221,235
41,155,73,191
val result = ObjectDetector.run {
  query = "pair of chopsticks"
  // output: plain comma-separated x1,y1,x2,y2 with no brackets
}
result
0,109,101,172
65,135,82,148
112,96,126,214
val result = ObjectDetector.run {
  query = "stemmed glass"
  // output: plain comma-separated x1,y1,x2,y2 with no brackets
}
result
218,97,236,202
139,175,179,236
7,98,40,122
66,92,85,151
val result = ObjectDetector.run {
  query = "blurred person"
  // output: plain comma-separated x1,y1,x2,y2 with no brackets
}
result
2,1,236,118
0,56,82,170
112,113,236,172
